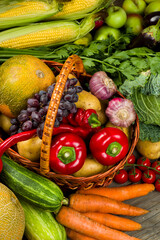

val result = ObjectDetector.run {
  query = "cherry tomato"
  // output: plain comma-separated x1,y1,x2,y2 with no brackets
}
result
155,179,160,192
114,169,128,184
142,169,156,184
128,168,142,183
137,156,151,171
151,161,160,175
126,154,136,165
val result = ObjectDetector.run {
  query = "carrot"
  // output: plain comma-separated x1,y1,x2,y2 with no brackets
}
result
77,183,155,201
56,206,141,240
66,228,96,240
83,212,142,231
69,193,149,216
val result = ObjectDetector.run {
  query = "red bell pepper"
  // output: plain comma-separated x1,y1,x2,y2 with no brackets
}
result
0,123,93,174
50,132,87,175
89,127,129,166
63,108,101,129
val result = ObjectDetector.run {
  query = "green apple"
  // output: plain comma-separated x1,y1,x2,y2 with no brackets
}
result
94,26,121,41
125,14,143,35
122,0,147,15
105,6,127,29
145,1,160,15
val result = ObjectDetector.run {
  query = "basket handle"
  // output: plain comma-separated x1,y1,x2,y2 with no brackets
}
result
40,55,85,175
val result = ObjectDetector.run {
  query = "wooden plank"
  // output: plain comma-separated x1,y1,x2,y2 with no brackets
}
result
125,189,160,240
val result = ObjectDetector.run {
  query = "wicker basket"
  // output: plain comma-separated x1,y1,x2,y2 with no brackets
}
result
0,55,139,190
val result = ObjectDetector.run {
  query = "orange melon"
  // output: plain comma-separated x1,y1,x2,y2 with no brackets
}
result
0,55,56,118
0,183,25,240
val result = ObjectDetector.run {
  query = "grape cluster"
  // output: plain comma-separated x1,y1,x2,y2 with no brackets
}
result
9,77,83,138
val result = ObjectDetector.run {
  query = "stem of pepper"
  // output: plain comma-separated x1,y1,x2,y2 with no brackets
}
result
106,141,122,157
88,113,101,128
57,146,76,164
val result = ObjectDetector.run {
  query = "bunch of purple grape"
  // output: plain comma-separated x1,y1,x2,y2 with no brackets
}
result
9,77,83,138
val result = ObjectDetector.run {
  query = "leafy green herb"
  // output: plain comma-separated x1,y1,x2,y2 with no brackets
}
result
119,71,150,96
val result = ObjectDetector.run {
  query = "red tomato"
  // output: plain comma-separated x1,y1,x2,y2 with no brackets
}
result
151,161,160,175
142,170,156,184
114,169,128,184
155,179,160,192
126,154,136,165
128,168,142,183
137,156,151,171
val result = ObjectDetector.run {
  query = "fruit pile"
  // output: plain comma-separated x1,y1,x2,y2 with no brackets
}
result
0,1,160,240
91,0,160,51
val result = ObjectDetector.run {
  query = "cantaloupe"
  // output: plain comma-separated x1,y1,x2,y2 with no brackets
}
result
0,55,56,118
0,183,25,240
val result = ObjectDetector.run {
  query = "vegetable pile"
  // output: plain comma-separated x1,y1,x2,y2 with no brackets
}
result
0,65,136,175
1,0,160,239
0,154,155,240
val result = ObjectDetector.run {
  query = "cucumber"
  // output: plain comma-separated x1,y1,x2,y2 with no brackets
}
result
0,155,68,213
19,197,67,240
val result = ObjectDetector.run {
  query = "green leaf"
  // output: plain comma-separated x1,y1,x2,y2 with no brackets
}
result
142,73,160,96
105,57,121,66
149,56,160,74
82,41,102,57
139,122,160,142
130,57,148,70
82,58,95,68
130,89,160,126
119,71,150,96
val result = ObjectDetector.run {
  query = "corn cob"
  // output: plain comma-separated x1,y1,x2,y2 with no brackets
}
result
0,14,96,49
48,0,114,20
0,0,62,29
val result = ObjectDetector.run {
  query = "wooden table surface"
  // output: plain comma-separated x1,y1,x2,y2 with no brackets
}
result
124,186,160,240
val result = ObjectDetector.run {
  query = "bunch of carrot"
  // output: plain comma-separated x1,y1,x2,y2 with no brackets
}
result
56,183,155,240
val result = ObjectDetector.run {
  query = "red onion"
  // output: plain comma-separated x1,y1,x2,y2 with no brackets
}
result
89,71,117,100
105,97,136,128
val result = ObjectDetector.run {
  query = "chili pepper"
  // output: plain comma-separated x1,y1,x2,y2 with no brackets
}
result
0,129,37,173
50,132,87,175
63,108,101,128
89,127,129,166
52,123,95,139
